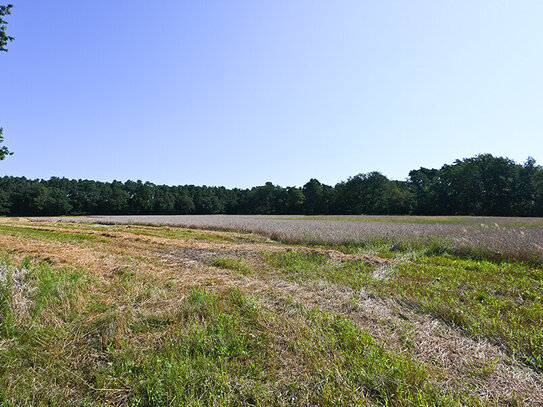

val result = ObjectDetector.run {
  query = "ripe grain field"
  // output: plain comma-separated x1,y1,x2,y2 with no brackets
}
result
0,216,542,406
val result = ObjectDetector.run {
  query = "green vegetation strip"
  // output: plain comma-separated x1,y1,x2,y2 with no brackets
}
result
0,224,108,244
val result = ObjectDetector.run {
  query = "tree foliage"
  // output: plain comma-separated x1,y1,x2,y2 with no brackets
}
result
0,128,12,160
0,154,541,217
0,3,13,52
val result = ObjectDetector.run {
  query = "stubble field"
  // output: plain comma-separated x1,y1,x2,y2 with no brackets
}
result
0,215,542,406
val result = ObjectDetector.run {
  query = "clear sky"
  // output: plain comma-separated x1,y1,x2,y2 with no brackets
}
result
2,1,542,188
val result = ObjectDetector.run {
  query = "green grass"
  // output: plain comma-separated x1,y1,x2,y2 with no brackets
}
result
0,224,108,244
212,257,254,275
262,249,543,372
92,288,472,406
263,251,375,290
0,258,90,404
0,255,482,406
370,255,543,371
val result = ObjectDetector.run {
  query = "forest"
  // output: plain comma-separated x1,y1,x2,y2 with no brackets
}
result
1,154,542,217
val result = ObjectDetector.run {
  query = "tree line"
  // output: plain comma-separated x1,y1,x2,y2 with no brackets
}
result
1,154,543,217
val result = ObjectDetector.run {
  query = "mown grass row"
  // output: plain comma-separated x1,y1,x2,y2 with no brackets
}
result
0,222,256,245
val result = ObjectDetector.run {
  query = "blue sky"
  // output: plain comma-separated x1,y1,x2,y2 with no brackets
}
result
2,1,542,188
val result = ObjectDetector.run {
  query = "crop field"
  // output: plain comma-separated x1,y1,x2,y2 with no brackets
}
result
0,216,542,406
51,215,543,262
